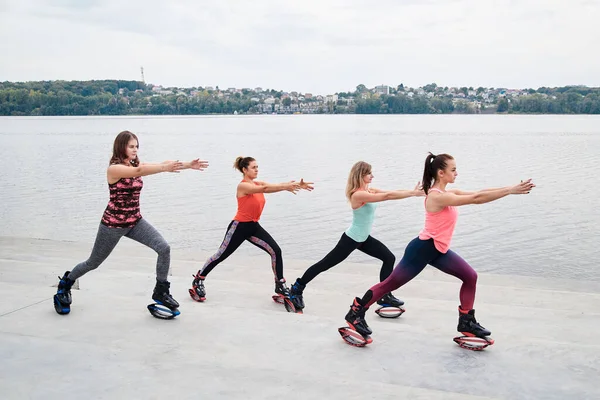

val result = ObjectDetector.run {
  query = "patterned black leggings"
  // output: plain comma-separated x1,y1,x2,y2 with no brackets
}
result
199,220,283,280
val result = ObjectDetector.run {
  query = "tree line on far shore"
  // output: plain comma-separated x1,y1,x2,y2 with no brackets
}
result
1,80,599,116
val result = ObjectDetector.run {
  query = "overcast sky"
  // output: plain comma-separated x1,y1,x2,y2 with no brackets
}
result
1,0,598,94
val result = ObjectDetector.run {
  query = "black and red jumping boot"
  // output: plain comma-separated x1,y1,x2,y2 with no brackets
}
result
338,297,373,347
453,306,494,350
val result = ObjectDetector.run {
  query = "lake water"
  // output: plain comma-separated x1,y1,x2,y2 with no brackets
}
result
0,115,598,281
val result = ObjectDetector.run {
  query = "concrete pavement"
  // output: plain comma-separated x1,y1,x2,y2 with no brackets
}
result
1,236,598,400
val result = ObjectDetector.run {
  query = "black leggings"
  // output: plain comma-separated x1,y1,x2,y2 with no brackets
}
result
199,221,284,280
299,233,395,285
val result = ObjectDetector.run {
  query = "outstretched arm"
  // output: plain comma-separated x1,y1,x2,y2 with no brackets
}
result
353,182,423,204
140,160,175,166
142,159,209,171
239,178,313,196
448,188,504,195
431,179,535,208
238,180,300,196
108,161,185,182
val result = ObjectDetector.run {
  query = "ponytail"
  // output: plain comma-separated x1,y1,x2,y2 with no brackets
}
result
422,152,454,194
422,153,436,195
233,156,255,173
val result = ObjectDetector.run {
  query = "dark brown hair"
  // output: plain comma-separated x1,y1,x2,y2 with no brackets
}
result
109,131,139,167
422,152,454,194
233,156,256,173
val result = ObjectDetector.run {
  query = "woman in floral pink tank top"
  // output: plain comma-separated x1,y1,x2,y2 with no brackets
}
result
53,130,208,319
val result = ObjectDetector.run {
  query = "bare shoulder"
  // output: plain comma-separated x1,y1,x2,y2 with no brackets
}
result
428,189,444,196
426,189,447,203
108,163,129,173
446,188,473,195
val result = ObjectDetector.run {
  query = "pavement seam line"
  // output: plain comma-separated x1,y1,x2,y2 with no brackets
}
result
0,298,50,318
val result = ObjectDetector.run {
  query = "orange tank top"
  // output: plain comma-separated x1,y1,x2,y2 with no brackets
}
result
418,188,459,253
233,181,266,222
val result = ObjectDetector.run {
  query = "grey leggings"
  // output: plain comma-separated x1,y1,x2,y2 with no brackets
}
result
69,219,171,282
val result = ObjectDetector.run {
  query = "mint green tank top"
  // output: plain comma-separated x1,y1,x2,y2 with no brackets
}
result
345,202,377,242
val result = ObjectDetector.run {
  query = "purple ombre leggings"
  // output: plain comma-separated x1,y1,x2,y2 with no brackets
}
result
361,237,478,310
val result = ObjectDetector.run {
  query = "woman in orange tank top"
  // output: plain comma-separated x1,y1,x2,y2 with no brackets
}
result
189,156,313,312
340,152,535,349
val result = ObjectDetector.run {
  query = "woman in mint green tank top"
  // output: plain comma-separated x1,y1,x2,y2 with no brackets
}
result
288,161,424,312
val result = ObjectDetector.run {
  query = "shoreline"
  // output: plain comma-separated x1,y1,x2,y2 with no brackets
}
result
2,235,599,292
2,113,600,119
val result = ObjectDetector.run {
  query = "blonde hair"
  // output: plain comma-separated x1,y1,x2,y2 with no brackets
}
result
346,161,372,200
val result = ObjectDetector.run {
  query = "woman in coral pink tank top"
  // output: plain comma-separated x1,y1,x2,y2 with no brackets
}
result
342,152,535,345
